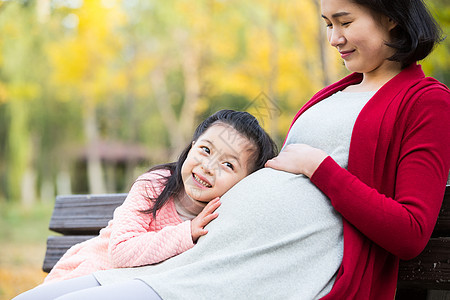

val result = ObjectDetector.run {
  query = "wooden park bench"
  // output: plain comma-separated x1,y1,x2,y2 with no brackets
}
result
42,186,450,299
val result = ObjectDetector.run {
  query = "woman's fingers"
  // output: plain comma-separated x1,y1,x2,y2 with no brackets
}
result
265,157,281,170
265,144,328,177
265,151,294,172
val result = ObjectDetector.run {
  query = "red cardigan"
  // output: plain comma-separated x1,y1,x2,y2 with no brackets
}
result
286,64,450,299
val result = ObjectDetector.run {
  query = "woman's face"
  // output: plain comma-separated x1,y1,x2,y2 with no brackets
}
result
321,0,397,76
181,123,255,204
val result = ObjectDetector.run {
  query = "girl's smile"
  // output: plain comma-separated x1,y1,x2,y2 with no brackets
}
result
192,173,212,189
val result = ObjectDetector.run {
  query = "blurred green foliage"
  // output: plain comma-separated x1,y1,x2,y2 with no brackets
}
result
0,0,448,203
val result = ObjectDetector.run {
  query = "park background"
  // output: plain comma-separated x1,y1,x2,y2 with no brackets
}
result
0,0,448,298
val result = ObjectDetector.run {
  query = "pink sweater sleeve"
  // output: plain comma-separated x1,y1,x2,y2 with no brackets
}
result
311,90,450,260
108,172,195,268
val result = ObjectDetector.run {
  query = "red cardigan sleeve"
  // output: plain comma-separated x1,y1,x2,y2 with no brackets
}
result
311,88,450,260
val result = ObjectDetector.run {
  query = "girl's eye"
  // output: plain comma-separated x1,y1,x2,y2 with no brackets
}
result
223,162,234,170
201,146,210,154
342,22,351,26
326,23,333,28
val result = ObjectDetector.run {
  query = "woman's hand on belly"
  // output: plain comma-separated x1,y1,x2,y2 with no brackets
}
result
265,144,328,178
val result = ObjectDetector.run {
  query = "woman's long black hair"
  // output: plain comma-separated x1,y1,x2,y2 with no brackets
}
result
140,109,278,218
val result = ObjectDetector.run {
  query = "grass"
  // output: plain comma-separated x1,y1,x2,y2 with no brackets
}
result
0,201,54,300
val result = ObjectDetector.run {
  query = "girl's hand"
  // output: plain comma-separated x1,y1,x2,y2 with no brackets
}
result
191,197,221,243
265,144,328,178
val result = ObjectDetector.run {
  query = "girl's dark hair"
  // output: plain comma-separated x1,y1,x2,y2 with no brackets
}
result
351,0,443,68
140,109,277,217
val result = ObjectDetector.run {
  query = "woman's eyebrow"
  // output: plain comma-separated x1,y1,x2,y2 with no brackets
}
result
321,12,351,19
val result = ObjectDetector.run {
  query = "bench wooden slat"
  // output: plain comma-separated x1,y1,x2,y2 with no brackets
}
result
49,194,127,235
398,237,450,289
42,235,96,273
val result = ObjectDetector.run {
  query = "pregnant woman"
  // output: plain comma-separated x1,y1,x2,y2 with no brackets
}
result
13,0,450,299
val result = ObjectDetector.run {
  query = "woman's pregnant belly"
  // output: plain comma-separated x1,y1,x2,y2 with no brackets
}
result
203,167,343,249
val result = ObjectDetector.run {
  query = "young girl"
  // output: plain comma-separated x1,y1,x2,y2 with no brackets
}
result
42,109,277,284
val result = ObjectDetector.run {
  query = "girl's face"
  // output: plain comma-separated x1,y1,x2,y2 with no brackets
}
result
321,0,398,77
181,123,255,204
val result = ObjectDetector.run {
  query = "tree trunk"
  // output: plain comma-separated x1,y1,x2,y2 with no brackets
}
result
40,177,54,204
176,29,201,142
84,105,106,194
312,0,333,87
7,100,31,203
150,29,201,159
56,168,72,196
268,2,280,142
150,66,186,157
21,167,36,207
36,0,50,23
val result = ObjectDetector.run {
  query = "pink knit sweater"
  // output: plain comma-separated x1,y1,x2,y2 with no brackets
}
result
44,170,195,284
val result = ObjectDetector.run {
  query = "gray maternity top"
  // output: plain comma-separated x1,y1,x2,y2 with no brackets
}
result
95,91,375,300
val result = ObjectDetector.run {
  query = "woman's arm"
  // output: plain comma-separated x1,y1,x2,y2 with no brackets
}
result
108,172,195,268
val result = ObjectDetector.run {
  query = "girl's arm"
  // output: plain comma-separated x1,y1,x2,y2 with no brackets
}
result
107,172,195,268
268,90,450,260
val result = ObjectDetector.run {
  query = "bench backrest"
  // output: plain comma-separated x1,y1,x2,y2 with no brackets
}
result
48,193,128,235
